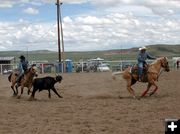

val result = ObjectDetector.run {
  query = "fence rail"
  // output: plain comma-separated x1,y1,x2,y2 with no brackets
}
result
0,59,176,75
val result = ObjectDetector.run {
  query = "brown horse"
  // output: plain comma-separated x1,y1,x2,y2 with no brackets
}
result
113,57,170,99
8,65,38,98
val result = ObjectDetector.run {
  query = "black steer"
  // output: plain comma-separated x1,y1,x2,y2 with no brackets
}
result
29,75,63,100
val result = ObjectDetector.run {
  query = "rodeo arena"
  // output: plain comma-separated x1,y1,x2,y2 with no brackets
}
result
0,1,180,134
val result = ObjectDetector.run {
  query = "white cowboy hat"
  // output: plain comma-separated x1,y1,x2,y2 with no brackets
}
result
139,46,147,51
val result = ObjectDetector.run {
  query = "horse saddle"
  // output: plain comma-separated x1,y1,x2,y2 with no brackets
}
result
130,64,149,82
19,75,24,81
15,72,25,84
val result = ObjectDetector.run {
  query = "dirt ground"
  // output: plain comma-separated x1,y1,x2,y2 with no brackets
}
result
0,69,180,134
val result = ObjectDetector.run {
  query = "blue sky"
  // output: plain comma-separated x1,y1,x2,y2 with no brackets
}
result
0,0,180,51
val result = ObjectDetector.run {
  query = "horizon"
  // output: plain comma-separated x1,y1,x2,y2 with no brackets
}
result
0,44,180,52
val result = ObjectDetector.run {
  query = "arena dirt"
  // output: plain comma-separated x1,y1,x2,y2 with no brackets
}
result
0,70,180,134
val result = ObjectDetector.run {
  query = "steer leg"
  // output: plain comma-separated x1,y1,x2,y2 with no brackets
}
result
52,87,63,98
48,89,51,98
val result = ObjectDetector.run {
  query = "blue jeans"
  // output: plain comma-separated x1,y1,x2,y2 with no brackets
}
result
16,69,24,82
138,62,143,76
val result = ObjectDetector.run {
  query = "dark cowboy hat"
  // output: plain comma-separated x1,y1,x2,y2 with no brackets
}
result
19,55,25,59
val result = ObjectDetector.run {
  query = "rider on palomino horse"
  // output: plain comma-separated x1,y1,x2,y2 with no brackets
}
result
137,46,156,82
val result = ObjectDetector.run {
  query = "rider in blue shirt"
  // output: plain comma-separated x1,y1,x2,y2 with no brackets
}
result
137,46,156,81
16,55,28,83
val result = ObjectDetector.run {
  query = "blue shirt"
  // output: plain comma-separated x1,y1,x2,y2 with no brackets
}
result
18,59,28,72
137,52,155,63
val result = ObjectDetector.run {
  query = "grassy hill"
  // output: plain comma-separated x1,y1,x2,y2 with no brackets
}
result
146,44,180,57
0,44,180,62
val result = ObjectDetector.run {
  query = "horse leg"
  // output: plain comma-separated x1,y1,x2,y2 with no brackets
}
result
10,85,16,96
27,89,30,95
149,85,158,96
17,86,24,99
11,80,18,96
15,84,19,95
129,86,136,99
27,85,32,95
28,88,37,101
126,80,136,99
146,79,158,96
128,78,137,99
141,83,152,97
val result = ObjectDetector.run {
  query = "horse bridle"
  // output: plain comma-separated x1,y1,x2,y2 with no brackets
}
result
160,58,169,71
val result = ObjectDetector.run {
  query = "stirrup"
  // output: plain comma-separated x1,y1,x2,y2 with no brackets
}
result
138,77,142,82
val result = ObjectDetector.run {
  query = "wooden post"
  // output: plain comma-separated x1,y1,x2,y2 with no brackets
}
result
56,0,61,63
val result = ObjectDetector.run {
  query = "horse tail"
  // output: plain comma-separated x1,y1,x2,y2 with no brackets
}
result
8,73,12,82
122,67,132,80
112,71,123,80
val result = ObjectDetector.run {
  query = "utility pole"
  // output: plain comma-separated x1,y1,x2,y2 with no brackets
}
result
56,0,61,63
59,1,65,72
120,44,123,71
26,46,29,61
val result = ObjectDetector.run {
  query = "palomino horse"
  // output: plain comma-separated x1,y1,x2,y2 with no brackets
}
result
120,57,170,99
8,64,38,98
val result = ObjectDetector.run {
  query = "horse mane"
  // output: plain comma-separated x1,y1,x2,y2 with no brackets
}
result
24,69,29,74
24,65,35,75
150,58,158,66
150,57,164,66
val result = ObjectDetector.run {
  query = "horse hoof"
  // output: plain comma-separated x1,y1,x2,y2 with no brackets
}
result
27,91,32,95
149,92,153,96
28,97,36,101
17,96,21,99
13,94,17,97
118,95,123,99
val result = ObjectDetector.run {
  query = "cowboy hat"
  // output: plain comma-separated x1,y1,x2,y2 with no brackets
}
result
139,46,147,51
19,55,25,59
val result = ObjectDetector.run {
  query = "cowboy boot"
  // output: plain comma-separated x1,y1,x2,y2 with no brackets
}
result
138,75,142,82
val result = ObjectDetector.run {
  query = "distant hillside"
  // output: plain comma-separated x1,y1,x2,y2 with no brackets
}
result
146,44,180,57
0,50,57,62
105,44,180,59
0,45,180,62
